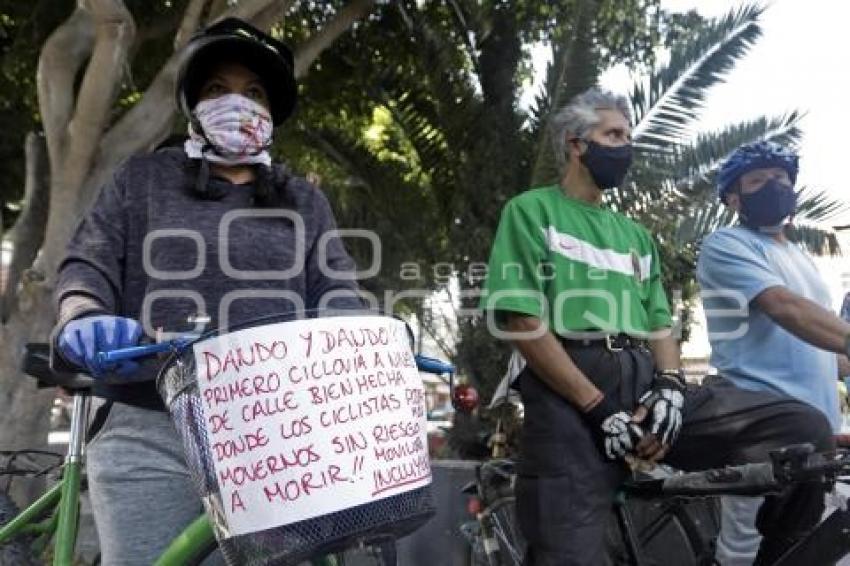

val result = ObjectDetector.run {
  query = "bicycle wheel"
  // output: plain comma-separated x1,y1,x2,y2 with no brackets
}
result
483,496,525,566
0,492,40,565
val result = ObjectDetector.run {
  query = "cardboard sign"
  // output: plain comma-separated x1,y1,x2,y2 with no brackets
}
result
193,315,430,537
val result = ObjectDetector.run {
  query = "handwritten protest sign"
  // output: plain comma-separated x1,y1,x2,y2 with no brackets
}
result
193,315,430,537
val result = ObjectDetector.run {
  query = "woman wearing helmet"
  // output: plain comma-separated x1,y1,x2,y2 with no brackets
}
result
51,18,362,563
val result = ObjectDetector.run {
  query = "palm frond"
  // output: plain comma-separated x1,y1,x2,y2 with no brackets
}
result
666,112,803,184
674,198,737,244
631,3,764,152
795,186,849,223
786,223,842,256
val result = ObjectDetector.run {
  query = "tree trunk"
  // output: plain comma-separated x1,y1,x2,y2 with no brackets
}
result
1,133,50,323
0,288,57,507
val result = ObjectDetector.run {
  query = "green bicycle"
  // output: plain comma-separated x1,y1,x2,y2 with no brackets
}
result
1,337,447,565
0,343,222,565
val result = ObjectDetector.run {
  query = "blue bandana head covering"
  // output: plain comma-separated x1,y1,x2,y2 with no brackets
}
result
716,141,799,202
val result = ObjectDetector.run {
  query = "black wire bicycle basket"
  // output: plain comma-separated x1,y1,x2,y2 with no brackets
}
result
157,312,435,566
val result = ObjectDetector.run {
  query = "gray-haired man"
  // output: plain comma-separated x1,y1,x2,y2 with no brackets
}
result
480,87,833,565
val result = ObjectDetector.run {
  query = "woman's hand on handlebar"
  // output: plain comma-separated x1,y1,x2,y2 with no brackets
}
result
57,315,142,378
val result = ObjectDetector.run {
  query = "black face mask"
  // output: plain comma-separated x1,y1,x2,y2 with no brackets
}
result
579,140,633,190
738,179,797,231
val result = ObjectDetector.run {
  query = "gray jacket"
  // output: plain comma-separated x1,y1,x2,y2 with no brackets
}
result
54,147,362,408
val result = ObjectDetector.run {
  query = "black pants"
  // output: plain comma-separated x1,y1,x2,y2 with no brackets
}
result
515,345,834,566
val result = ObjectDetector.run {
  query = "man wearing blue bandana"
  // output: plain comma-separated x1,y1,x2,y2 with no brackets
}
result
698,141,850,564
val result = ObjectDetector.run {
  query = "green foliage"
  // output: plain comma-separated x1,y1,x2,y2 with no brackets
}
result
0,0,191,228
0,0,74,226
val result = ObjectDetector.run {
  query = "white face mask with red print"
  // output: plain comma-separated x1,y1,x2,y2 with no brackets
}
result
184,93,273,166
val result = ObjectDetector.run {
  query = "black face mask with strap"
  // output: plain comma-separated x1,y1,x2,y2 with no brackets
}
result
738,179,797,231
579,140,633,190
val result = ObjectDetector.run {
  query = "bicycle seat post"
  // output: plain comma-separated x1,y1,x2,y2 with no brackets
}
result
51,382,92,565
66,388,91,464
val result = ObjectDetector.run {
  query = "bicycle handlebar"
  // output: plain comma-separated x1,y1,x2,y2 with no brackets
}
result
97,339,455,376
97,338,196,365
627,443,850,499
413,355,455,375
632,462,779,497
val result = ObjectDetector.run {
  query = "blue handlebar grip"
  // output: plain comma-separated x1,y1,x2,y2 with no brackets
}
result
97,336,197,366
415,354,454,375
97,342,173,365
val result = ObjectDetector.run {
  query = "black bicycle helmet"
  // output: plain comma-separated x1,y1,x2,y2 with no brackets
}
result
175,17,297,127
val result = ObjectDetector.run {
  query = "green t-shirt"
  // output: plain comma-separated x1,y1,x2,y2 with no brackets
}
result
479,186,672,336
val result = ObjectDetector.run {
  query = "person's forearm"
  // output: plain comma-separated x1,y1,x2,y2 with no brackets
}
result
56,293,109,330
649,333,680,371
759,290,850,354
506,315,601,409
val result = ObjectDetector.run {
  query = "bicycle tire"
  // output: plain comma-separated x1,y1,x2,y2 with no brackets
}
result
0,491,41,565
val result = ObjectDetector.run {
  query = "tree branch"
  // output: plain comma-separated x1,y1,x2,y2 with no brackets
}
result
1,134,50,323
207,0,230,21
174,0,209,50
420,316,455,359
64,0,136,197
252,0,297,32
222,0,280,23
294,0,376,78
36,6,95,175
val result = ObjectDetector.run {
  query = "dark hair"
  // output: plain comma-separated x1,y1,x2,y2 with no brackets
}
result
183,159,295,208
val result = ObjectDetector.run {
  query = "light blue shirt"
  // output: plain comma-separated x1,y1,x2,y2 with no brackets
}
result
697,226,840,431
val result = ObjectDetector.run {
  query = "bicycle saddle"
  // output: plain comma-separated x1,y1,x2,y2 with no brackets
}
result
21,343,95,390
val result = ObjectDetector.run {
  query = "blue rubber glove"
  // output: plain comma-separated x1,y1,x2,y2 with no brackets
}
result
57,315,143,378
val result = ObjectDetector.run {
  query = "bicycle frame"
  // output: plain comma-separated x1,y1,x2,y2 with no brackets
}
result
154,515,217,565
773,505,850,565
0,391,218,566
7,327,441,566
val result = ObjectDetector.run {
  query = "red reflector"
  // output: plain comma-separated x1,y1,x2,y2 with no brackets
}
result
467,496,483,516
